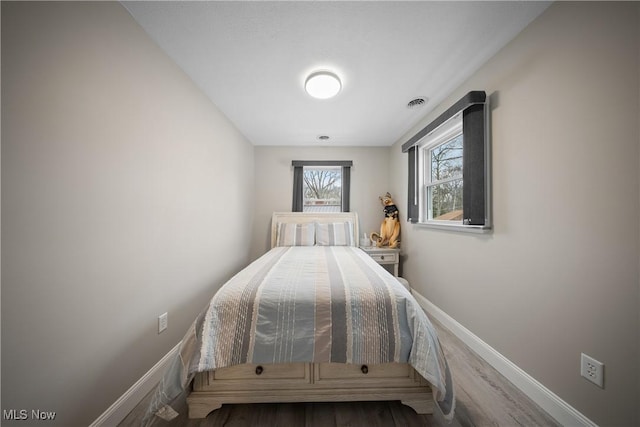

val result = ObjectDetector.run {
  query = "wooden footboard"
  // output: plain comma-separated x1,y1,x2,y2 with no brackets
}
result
187,362,434,419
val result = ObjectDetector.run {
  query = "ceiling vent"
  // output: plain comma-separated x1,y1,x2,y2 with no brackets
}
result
407,97,428,109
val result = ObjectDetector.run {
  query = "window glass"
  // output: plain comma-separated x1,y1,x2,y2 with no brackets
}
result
302,166,342,212
428,179,463,221
426,133,463,222
430,134,463,182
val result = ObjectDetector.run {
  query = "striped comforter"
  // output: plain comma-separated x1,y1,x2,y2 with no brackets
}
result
146,246,454,423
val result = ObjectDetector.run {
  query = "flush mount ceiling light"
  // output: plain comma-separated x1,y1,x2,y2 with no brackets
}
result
305,71,342,99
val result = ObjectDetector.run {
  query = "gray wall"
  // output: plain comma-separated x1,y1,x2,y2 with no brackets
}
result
389,2,639,425
1,2,254,426
250,146,391,260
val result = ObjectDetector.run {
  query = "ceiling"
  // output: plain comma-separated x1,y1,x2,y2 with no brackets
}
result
123,1,550,147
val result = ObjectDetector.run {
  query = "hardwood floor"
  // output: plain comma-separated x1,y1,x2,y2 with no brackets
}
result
120,317,559,427
431,318,559,427
122,400,435,427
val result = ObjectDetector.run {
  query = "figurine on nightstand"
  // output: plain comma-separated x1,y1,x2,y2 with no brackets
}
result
370,192,400,248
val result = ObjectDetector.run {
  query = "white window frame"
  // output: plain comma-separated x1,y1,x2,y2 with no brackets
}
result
418,114,464,224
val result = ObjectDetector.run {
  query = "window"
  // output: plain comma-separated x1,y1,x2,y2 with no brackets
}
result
302,165,342,212
292,161,352,212
422,115,464,222
403,91,491,232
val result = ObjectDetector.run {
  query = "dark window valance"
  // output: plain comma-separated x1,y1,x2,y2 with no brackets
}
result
292,160,353,167
401,91,487,153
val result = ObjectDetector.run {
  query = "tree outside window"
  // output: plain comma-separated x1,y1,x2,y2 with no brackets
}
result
303,166,342,212
428,134,463,221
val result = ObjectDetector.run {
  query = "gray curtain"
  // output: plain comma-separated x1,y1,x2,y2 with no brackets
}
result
341,165,351,212
292,165,304,212
407,147,419,223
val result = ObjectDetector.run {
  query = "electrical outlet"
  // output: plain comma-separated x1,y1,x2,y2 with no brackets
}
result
158,312,168,334
580,353,604,388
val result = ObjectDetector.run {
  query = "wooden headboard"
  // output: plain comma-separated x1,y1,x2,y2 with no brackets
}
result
271,212,360,249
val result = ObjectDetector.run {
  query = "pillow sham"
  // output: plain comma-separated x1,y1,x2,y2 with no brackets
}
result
315,222,355,246
276,222,315,247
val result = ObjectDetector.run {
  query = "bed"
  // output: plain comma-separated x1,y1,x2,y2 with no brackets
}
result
144,212,454,425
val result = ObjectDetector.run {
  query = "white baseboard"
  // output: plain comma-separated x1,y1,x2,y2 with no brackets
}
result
89,341,182,427
411,290,597,427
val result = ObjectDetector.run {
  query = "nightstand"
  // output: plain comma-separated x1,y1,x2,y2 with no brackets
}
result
360,247,400,277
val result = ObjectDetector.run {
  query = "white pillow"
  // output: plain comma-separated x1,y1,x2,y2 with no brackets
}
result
276,222,315,246
315,222,354,246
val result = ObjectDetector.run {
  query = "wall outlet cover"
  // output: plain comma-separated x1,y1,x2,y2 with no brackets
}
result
580,353,604,388
158,312,168,334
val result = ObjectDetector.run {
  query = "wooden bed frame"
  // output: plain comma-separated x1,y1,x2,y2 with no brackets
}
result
187,212,434,418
